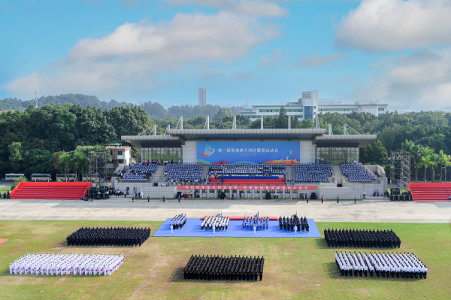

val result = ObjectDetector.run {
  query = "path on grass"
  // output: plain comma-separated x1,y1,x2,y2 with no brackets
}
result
0,198,450,223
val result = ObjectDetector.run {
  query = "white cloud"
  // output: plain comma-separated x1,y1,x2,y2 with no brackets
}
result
299,53,345,67
6,12,281,99
336,0,451,52
164,0,288,17
258,49,282,67
352,48,451,110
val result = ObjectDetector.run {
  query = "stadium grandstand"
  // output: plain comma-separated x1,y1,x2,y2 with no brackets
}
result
116,117,386,199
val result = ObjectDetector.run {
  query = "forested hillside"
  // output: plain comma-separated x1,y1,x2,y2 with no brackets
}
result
1,101,451,182
0,94,248,119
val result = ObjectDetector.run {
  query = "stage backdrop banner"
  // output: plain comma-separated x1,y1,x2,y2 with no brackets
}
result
197,141,300,165
177,186,316,190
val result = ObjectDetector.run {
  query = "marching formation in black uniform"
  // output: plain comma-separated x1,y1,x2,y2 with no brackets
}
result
183,255,264,281
67,227,151,247
279,215,309,232
335,251,427,279
324,229,401,248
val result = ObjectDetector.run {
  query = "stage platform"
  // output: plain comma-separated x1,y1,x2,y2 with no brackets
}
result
153,218,321,238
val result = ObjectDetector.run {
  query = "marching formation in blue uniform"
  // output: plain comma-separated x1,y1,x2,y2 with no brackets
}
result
242,215,269,231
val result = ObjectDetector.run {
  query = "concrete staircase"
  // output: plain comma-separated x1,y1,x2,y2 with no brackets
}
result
332,165,346,184
364,166,377,178
151,165,165,184
286,165,293,181
202,165,210,179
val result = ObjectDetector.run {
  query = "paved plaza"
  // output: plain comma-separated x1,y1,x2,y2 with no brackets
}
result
0,198,450,223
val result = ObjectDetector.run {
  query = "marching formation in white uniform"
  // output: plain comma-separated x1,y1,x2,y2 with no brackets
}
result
9,253,124,276
335,251,427,279
201,216,229,231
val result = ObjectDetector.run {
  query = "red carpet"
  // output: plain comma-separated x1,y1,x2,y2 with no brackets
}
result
11,182,92,200
201,216,279,221
0,239,8,244
209,178,285,185
407,183,451,201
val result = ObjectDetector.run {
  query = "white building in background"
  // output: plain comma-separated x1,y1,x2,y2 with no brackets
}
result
239,90,388,121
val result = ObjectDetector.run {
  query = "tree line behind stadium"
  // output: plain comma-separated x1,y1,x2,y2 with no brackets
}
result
1,96,451,183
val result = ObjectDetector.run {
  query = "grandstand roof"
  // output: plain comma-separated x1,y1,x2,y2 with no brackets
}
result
122,129,376,148
314,135,377,147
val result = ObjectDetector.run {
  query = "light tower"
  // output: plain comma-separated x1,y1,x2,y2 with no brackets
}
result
34,91,38,108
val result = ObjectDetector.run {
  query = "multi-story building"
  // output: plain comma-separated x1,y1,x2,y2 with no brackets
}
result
198,88,207,107
103,144,132,174
239,90,388,121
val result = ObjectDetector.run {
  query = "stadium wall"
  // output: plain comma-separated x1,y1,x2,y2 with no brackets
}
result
182,141,197,163
299,141,316,163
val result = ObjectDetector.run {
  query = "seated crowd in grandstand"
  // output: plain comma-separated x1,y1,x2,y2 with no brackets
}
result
117,161,158,182
164,163,204,184
292,163,332,182
208,164,286,176
341,163,376,182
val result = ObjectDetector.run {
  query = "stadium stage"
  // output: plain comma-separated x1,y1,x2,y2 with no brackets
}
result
153,218,321,238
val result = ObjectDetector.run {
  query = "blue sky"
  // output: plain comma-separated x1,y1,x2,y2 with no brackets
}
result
1,0,451,111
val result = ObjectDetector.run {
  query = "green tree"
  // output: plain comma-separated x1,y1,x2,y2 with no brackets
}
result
213,107,233,121
11,176,27,191
439,150,451,182
402,140,423,182
23,149,52,174
300,119,315,129
429,153,441,182
49,151,64,173
418,147,434,182
360,140,389,165
291,116,300,129
276,107,288,129
59,152,72,181
72,147,89,181
8,142,23,172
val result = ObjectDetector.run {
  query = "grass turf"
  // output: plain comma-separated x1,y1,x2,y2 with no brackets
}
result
0,221,450,300
0,187,11,192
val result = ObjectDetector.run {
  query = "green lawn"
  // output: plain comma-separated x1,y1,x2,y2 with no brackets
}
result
0,187,11,192
0,221,450,299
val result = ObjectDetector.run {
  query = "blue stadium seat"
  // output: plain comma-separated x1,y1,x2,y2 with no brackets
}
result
341,163,376,182
292,164,332,182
